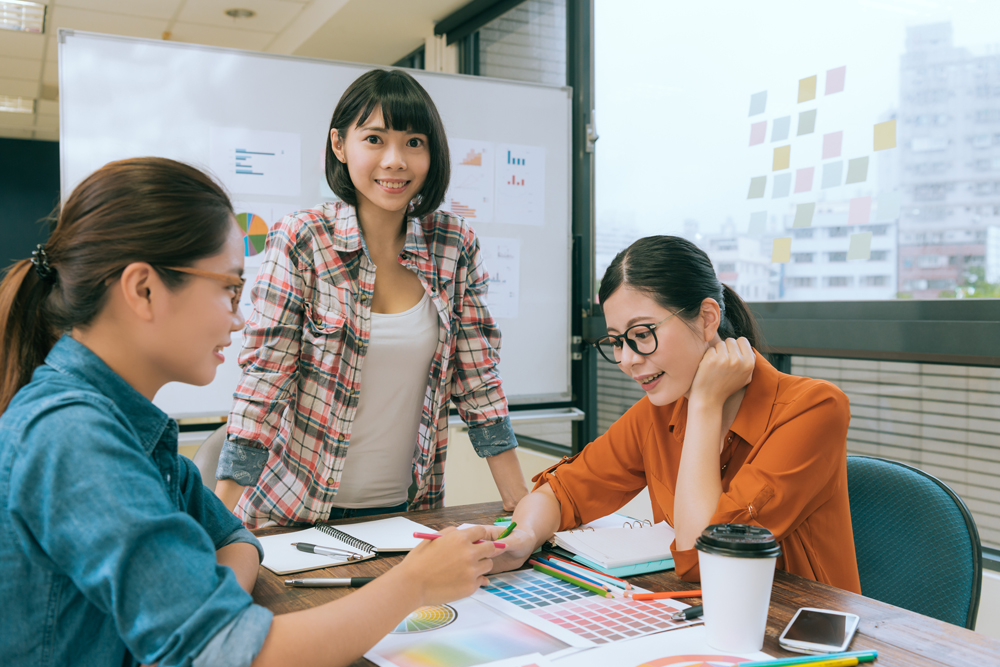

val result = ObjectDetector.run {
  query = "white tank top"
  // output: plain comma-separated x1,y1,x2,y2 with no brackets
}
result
331,291,439,508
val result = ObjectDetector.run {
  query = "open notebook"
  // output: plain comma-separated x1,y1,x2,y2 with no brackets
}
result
257,515,432,575
552,519,676,570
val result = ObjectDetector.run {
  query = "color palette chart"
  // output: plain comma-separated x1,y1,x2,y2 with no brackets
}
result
475,570,700,647
392,604,458,634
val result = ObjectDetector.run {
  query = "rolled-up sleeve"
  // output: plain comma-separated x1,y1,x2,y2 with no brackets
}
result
671,384,851,581
450,228,515,457
220,215,307,484
9,402,272,667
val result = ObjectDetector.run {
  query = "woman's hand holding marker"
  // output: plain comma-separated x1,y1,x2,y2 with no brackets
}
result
400,526,501,606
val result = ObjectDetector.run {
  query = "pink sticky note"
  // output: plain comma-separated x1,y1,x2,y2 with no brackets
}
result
794,167,814,193
750,121,767,146
848,196,872,225
826,66,846,95
823,131,843,159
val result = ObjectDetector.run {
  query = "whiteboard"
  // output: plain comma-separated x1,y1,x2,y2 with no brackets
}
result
58,30,572,417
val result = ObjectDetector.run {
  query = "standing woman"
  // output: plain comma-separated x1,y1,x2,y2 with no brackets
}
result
215,69,528,527
489,236,861,594
0,157,500,667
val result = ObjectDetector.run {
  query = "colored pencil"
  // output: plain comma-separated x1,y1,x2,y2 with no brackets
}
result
740,650,877,667
792,659,859,667
631,590,702,601
497,521,517,539
412,532,506,548
532,556,615,591
529,560,612,598
542,552,633,590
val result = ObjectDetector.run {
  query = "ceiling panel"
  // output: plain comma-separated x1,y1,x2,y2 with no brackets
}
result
40,57,57,88
0,56,43,81
0,114,36,129
0,77,38,97
37,99,58,115
56,0,184,20
169,23,275,51
176,0,300,33
0,30,46,59
48,6,169,37
0,127,35,139
34,114,58,130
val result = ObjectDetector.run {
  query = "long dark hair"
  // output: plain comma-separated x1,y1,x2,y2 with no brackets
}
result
325,68,450,219
0,157,234,413
598,235,764,350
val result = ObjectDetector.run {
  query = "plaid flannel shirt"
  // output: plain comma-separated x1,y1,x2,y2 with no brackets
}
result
218,201,516,528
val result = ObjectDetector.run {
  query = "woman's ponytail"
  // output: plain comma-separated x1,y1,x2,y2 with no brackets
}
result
0,259,58,413
718,283,763,351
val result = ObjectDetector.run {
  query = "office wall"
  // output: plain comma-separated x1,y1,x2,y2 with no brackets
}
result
0,138,58,267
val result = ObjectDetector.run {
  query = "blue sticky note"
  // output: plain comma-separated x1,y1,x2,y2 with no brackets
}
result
771,116,791,142
748,211,767,235
749,90,767,116
822,161,843,189
876,191,902,221
772,173,792,198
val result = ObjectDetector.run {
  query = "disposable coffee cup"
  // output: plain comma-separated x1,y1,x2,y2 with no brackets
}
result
695,524,782,652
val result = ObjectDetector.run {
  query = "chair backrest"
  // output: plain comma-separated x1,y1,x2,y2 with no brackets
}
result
847,455,982,629
192,425,227,492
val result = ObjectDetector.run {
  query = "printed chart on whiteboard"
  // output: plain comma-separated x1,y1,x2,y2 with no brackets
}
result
446,138,495,223
209,127,302,197
479,236,521,319
231,200,303,320
495,143,545,226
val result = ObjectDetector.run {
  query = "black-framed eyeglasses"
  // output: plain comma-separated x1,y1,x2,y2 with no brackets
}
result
594,312,677,365
162,266,245,314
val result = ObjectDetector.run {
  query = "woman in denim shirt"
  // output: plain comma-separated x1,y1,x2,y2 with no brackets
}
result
0,158,500,667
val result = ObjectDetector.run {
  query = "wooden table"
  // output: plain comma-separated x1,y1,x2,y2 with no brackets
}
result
253,501,1000,666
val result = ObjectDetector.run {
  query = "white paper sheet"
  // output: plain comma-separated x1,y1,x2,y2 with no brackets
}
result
446,138,496,224
479,236,521,319
494,143,545,226
210,127,301,197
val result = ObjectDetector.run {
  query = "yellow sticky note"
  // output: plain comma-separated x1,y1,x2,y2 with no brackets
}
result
772,237,792,263
773,145,791,171
874,119,896,151
798,75,817,103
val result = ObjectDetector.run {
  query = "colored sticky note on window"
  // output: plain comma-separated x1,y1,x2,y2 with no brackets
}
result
773,145,791,170
848,196,872,225
798,75,817,103
793,202,815,228
794,167,814,193
847,232,873,260
749,90,768,116
822,131,843,159
822,161,843,188
749,120,767,146
876,191,902,221
845,156,870,184
748,176,767,199
772,172,792,198
874,119,897,151
826,66,846,95
748,211,767,235
771,116,791,142
797,109,817,136
772,237,792,263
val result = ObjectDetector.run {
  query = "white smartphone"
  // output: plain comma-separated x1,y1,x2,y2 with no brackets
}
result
778,607,860,654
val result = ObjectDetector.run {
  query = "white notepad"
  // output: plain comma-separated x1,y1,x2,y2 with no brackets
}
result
552,521,676,569
258,515,432,575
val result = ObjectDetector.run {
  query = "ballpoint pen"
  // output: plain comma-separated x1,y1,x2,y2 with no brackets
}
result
291,542,363,560
284,577,375,588
670,604,703,621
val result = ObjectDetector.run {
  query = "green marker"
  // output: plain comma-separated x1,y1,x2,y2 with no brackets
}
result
494,516,512,524
498,521,517,539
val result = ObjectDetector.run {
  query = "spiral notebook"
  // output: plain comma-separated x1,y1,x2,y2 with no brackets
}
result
258,516,432,575
552,518,676,570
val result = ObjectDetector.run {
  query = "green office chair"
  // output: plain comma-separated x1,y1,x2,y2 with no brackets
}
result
846,455,982,629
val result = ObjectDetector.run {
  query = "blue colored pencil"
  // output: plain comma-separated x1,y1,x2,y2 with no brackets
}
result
537,555,629,591
534,556,619,592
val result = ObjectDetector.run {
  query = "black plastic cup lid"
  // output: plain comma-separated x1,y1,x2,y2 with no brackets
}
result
695,524,782,559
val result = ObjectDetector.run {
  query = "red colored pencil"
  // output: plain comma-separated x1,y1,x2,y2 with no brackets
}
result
630,590,702,601
412,532,506,549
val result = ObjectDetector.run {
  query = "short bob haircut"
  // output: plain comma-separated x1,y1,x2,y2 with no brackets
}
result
325,69,450,219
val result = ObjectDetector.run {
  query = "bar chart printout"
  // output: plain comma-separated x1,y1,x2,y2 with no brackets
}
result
209,127,301,197
445,138,495,223
495,143,545,226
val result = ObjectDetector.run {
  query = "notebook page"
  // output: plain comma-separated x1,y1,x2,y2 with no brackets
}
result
554,522,676,569
336,516,433,551
258,526,373,575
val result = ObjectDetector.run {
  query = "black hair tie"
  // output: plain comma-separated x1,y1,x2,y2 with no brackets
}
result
30,244,57,283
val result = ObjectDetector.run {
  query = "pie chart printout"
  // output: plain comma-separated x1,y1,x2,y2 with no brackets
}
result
236,212,268,257
392,605,459,634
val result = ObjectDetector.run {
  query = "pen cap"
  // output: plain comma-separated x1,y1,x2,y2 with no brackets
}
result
695,524,782,559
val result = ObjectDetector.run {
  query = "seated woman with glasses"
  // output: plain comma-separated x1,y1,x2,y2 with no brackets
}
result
487,235,861,593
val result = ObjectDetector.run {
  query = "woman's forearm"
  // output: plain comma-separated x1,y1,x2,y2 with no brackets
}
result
673,401,724,550
486,448,529,511
216,541,260,594
215,478,246,512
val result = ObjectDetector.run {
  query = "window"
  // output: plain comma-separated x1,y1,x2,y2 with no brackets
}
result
825,276,853,287
870,250,890,261
716,262,736,273
473,0,566,86
787,277,816,288
792,228,814,239
828,227,849,238
791,252,814,263
860,275,890,286
827,251,848,262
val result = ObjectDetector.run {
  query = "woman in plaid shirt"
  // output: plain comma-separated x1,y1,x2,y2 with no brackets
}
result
215,69,529,528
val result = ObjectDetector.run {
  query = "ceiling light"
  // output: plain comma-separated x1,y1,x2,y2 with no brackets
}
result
0,96,34,114
224,8,255,19
0,0,46,33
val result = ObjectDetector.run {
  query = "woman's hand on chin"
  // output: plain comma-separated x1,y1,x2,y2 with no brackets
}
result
688,336,755,407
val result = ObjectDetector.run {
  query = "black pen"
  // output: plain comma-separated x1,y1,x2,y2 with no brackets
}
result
671,604,704,621
284,577,375,588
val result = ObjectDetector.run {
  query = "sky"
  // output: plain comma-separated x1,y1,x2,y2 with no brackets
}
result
594,0,1000,237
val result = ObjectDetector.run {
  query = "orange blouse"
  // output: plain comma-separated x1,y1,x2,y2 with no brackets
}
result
534,351,861,594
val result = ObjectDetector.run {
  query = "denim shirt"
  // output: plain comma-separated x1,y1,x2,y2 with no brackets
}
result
0,336,273,666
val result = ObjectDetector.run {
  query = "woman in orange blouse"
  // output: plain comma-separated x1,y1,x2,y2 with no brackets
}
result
490,236,861,593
